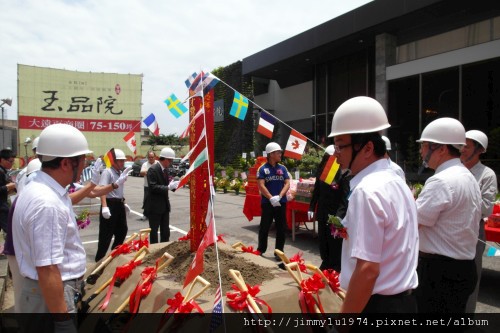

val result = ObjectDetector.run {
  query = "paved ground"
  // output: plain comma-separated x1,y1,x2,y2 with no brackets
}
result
2,175,500,314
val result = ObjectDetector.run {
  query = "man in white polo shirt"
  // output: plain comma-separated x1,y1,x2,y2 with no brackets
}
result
329,96,419,314
415,118,481,313
12,124,92,332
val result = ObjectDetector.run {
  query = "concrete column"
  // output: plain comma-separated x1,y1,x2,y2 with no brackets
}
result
375,33,397,112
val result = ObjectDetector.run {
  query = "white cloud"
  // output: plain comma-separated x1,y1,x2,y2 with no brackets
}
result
0,0,372,135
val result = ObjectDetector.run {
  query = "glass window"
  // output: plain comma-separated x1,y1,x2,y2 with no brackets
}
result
421,68,459,127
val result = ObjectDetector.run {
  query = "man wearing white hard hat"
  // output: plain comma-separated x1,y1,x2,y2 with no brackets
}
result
415,118,481,313
460,129,497,313
94,148,132,262
256,142,290,259
381,135,405,180
15,136,39,191
11,124,92,331
307,145,350,271
144,147,179,244
329,96,418,314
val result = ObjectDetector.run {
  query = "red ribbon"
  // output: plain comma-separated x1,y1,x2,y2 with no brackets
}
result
322,269,341,293
165,292,204,314
241,245,261,256
298,273,326,314
226,283,272,313
128,261,160,313
289,252,307,272
178,232,191,241
99,258,143,311
217,234,226,243
132,238,149,251
110,242,132,258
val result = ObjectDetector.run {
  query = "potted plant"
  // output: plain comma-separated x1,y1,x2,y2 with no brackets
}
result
230,178,241,195
217,177,229,193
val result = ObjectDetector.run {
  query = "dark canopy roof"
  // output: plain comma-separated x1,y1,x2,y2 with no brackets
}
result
243,0,498,88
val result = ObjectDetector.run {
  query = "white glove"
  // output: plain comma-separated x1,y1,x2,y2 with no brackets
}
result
307,211,314,221
270,195,281,207
124,204,131,216
102,206,111,219
168,180,179,191
90,158,103,185
115,166,132,187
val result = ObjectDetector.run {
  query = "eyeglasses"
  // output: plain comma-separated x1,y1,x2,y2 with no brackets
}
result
334,143,352,153
7,159,14,163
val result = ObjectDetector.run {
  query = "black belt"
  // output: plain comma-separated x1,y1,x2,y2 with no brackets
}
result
106,198,124,203
419,251,453,260
374,289,413,298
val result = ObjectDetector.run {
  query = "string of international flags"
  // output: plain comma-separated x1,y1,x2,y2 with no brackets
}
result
120,70,340,185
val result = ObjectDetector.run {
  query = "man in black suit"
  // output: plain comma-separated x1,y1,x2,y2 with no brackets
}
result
144,147,179,243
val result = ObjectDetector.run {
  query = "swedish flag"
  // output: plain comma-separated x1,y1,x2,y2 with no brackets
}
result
164,93,188,118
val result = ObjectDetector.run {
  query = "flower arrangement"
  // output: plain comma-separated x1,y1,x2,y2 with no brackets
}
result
217,177,229,190
327,214,348,239
76,209,91,230
410,183,423,199
229,178,241,191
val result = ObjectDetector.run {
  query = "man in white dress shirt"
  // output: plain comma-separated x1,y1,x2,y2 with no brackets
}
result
460,129,498,313
12,124,92,332
415,118,482,313
330,96,419,314
381,135,405,180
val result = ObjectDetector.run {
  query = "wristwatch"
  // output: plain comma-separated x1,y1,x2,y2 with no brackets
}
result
112,182,118,189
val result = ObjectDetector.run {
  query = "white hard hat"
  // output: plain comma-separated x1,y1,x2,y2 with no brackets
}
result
32,137,40,150
329,96,390,137
114,149,127,160
381,136,391,150
466,130,488,152
325,145,335,155
417,117,465,145
37,124,92,162
265,142,282,154
27,158,42,174
160,147,175,159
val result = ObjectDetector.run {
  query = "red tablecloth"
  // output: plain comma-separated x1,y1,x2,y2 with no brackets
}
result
243,195,311,231
485,224,500,243
243,194,261,221
286,200,310,230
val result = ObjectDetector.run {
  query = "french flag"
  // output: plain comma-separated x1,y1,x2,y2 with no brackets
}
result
143,113,160,136
256,112,275,138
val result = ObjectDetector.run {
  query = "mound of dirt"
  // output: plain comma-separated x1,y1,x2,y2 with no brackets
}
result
143,241,275,294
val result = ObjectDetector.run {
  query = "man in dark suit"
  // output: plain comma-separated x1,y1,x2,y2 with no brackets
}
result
145,147,179,243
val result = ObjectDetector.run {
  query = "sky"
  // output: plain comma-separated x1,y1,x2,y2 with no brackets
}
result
0,0,372,135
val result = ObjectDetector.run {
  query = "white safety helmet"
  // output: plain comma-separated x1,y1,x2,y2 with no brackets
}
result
27,158,42,174
381,136,391,150
32,137,40,150
466,130,488,152
329,96,390,137
37,124,92,162
114,148,127,160
160,147,175,159
417,117,465,146
325,145,335,155
265,142,282,154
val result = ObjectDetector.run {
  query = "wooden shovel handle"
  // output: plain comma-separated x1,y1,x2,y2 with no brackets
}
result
274,249,290,263
183,276,211,304
228,269,261,313
231,241,244,249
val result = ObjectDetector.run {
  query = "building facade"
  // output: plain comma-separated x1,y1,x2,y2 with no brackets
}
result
242,0,500,172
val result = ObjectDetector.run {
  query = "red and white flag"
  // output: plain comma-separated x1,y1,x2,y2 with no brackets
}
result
284,129,307,160
180,107,204,139
123,131,137,155
183,199,216,288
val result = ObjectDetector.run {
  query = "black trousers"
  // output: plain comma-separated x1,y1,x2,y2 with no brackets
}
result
415,253,477,313
95,200,128,262
317,218,343,272
148,211,170,244
257,202,287,254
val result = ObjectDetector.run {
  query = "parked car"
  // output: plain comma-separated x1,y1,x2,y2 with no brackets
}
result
132,158,146,177
124,161,134,170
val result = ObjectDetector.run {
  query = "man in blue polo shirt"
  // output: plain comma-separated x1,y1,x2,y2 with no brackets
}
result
257,142,290,259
